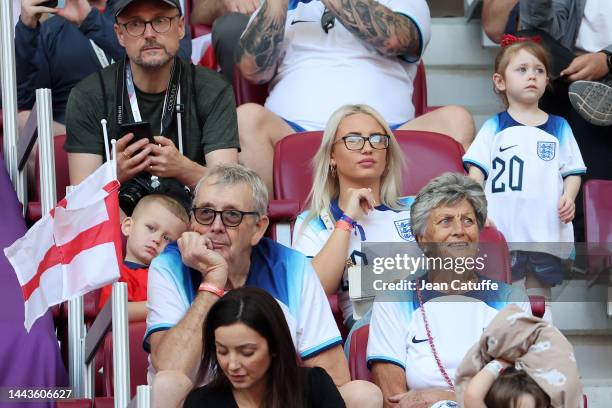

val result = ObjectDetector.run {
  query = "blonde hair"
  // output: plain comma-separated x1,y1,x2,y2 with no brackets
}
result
303,104,406,228
133,194,189,225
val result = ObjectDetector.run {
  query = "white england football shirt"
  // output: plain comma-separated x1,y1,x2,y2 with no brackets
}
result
145,238,342,382
292,197,415,321
245,0,431,130
463,112,586,258
366,281,531,390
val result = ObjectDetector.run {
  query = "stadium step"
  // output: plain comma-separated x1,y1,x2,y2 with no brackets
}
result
423,17,502,129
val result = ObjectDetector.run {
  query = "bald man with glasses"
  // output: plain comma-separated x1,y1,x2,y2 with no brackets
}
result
145,163,383,408
65,0,239,215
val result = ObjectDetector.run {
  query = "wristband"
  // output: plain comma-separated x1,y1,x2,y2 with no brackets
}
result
484,360,506,378
198,283,225,298
339,214,355,225
335,220,353,232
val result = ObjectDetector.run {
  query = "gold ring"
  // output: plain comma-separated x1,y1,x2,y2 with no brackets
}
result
123,152,130,160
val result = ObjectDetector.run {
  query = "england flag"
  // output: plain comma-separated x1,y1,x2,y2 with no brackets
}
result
4,161,122,331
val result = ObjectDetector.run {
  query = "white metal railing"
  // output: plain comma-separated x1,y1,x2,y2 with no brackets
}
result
112,283,131,407
0,0,26,207
36,89,56,214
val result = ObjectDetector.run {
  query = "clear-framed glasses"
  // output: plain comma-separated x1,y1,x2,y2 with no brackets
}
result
336,133,390,150
120,15,180,37
191,207,259,227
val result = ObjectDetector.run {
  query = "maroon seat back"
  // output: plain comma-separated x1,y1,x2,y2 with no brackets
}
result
93,397,114,408
348,324,371,381
234,61,428,118
583,179,612,276
478,226,512,284
412,61,428,117
232,68,269,107
102,321,149,399
273,130,465,204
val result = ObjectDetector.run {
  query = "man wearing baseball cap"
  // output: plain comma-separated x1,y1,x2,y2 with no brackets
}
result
65,0,239,214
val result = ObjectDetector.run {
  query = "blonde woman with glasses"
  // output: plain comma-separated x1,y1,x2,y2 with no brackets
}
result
292,104,413,328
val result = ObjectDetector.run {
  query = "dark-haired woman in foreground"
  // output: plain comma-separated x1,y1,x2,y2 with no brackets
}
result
183,287,346,408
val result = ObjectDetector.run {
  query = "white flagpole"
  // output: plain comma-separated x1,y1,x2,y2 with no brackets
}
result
111,139,118,181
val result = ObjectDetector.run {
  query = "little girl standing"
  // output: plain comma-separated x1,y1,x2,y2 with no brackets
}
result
464,37,587,322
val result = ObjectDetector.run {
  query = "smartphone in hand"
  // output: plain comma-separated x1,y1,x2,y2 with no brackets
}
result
119,122,155,145
40,0,66,8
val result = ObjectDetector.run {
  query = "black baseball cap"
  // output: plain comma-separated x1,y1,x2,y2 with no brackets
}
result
114,0,183,18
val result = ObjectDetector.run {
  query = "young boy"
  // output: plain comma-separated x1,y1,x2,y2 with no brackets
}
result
98,194,189,321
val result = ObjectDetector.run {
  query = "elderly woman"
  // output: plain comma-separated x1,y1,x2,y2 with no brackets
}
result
292,104,410,327
366,173,531,408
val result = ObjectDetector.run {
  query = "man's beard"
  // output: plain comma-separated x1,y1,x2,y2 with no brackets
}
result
132,41,175,70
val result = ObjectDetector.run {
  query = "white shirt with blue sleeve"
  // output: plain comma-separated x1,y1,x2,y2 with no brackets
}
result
145,238,342,382
463,112,586,258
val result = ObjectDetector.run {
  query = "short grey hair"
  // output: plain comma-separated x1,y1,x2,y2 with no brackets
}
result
193,164,269,216
410,172,487,238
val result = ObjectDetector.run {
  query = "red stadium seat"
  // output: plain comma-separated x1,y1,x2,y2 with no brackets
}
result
583,179,612,277
478,226,512,284
348,324,372,382
233,61,430,117
232,68,268,107
192,24,212,38
412,61,428,118
272,130,465,205
101,321,149,399
93,397,114,408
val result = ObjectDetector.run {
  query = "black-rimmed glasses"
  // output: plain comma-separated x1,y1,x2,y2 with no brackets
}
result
120,15,180,37
192,207,259,227
336,134,390,150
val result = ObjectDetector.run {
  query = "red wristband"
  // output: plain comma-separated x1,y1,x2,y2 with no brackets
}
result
198,283,225,298
335,220,353,232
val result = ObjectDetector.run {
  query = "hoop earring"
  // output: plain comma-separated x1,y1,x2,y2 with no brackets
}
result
330,164,337,178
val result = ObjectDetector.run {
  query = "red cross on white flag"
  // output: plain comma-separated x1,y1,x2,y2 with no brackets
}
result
4,161,123,331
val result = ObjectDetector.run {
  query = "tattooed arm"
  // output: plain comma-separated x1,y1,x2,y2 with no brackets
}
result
234,0,288,84
322,0,421,59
